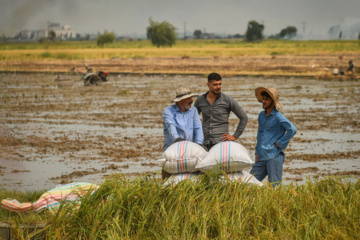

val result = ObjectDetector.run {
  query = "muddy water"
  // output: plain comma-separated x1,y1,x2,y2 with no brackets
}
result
0,73,359,191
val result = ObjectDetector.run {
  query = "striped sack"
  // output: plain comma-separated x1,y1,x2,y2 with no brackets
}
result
163,172,201,186
195,141,254,174
159,141,207,174
220,170,264,186
1,182,99,214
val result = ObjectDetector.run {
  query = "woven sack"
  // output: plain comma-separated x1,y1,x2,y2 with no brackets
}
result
159,141,207,174
220,170,264,186
163,172,201,186
195,141,253,174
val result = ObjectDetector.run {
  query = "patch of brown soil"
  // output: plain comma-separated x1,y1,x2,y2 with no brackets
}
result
284,167,320,175
1,71,359,190
1,55,359,77
50,169,102,183
332,171,360,176
289,151,360,162
313,171,360,178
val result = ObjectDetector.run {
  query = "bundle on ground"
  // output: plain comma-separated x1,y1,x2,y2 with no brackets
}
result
1,182,98,214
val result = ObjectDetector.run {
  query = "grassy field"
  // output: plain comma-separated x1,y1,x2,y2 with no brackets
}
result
0,39,359,61
1,40,359,238
1,174,359,239
1,39,359,76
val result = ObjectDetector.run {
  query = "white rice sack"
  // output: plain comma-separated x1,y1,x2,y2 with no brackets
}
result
159,141,207,174
195,141,254,174
220,170,264,186
163,172,200,186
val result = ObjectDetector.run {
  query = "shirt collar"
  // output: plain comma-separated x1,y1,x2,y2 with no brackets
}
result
174,104,181,112
266,108,277,117
204,91,222,99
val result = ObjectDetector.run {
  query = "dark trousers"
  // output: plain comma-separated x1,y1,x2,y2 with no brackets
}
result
205,142,216,151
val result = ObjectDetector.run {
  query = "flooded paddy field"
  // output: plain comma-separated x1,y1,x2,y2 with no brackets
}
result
0,72,359,191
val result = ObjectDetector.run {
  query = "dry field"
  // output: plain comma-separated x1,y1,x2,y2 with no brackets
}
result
0,69,359,191
1,54,360,77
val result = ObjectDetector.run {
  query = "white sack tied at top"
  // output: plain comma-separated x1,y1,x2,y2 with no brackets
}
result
195,141,254,174
158,141,207,174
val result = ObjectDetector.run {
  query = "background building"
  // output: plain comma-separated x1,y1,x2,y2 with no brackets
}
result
15,22,76,41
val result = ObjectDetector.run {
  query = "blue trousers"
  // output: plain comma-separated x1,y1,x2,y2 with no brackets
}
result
250,153,285,188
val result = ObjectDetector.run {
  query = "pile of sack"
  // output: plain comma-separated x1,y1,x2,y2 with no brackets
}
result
158,141,263,186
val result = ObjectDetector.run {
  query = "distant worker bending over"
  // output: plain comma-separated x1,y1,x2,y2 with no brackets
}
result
347,60,355,74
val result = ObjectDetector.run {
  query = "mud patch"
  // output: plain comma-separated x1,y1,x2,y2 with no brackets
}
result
0,73,359,191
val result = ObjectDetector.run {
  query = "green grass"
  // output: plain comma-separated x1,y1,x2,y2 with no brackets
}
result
1,173,359,239
0,39,359,61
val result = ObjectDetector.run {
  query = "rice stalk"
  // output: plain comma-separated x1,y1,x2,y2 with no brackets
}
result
1,174,359,239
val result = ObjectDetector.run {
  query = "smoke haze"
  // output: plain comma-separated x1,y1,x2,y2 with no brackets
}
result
1,0,360,40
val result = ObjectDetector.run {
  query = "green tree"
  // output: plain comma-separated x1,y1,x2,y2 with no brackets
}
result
279,26,297,39
146,18,177,47
193,29,202,39
97,31,115,46
38,37,46,43
48,30,56,41
245,20,264,42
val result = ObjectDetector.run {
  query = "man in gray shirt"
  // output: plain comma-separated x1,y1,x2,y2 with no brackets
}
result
194,73,248,150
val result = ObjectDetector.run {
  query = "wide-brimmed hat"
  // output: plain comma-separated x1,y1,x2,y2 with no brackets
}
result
171,86,198,103
255,87,283,111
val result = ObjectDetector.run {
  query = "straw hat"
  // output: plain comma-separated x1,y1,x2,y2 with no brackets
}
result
171,86,198,103
255,87,283,111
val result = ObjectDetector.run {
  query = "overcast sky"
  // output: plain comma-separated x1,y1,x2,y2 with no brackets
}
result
1,0,360,39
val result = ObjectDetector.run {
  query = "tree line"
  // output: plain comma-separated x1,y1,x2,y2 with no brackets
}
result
33,17,360,47
94,18,299,47
143,19,298,48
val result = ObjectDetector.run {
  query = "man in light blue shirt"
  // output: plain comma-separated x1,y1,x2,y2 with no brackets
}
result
162,86,205,180
250,87,297,188
163,86,204,152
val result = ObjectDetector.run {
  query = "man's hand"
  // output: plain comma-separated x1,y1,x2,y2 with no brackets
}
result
174,137,186,143
275,142,279,148
222,134,236,141
255,154,258,163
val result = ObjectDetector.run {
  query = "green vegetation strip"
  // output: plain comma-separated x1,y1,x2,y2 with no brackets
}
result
0,39,359,61
1,173,359,239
